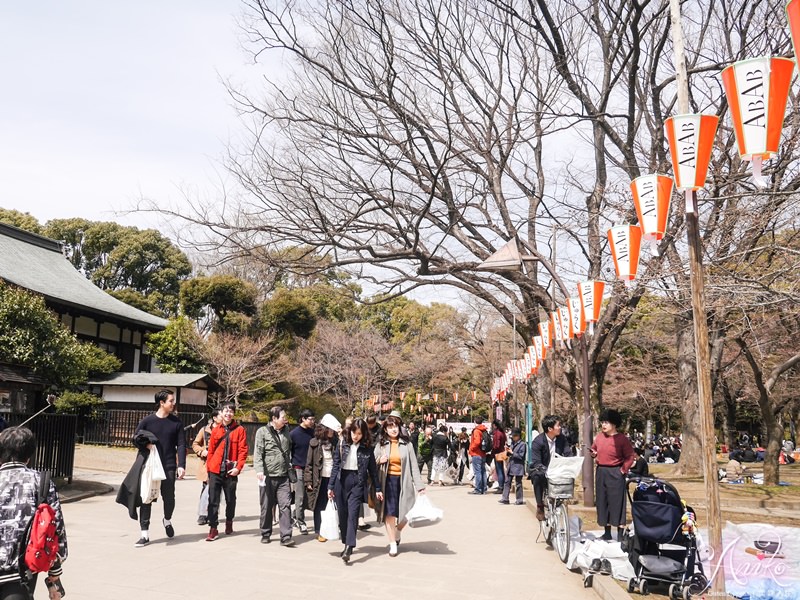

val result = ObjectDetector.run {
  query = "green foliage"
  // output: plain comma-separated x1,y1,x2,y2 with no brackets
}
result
53,390,106,418
145,317,205,373
0,282,118,386
0,209,43,234
43,219,192,317
292,283,360,322
260,288,318,340
108,288,167,318
180,274,258,331
81,342,123,376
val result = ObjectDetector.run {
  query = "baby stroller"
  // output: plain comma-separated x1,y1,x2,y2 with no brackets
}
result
624,477,707,599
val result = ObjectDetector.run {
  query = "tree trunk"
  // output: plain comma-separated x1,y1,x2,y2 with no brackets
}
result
762,411,783,486
673,314,703,476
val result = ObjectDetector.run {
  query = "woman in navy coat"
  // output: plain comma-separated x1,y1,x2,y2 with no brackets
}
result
328,418,383,563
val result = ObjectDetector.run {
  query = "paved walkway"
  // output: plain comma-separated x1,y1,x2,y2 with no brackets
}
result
59,469,598,600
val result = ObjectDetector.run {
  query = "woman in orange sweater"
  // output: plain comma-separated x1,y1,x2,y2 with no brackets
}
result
374,412,425,557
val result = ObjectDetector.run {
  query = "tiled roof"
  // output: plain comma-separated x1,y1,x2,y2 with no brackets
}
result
87,372,217,389
0,223,168,330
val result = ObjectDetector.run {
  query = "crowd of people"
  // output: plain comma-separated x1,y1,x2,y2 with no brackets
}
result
0,384,797,598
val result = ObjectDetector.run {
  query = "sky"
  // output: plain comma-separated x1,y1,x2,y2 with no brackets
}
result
0,1,256,231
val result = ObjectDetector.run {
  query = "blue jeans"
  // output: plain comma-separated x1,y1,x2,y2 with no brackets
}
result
494,458,506,490
471,455,486,493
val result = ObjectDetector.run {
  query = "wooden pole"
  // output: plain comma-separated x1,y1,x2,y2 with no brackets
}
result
580,335,595,507
669,0,726,595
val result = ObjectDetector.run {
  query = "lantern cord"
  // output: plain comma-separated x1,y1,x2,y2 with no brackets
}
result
751,155,768,189
684,189,694,214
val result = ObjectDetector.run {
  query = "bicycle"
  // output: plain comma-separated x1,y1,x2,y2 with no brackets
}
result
540,477,574,563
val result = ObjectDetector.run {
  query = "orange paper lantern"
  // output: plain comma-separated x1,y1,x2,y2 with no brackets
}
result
534,335,545,362
539,320,553,350
788,0,800,69
608,225,643,282
578,280,605,336
558,306,572,342
631,174,673,252
567,297,586,337
551,311,563,346
721,56,794,187
664,114,719,213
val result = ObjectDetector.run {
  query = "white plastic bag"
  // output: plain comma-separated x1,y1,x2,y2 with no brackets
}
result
406,494,443,528
546,454,584,482
320,501,340,540
140,447,167,504
198,484,209,517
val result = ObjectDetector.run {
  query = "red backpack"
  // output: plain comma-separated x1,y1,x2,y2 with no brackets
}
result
23,472,59,573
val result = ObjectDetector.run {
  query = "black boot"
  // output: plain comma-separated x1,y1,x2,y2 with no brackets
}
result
342,545,353,563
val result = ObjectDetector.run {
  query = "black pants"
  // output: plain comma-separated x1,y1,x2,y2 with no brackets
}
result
336,470,363,547
596,465,626,527
207,472,238,528
140,469,176,530
312,476,330,535
533,473,547,506
418,456,433,483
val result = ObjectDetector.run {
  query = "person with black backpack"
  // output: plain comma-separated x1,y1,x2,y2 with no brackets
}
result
0,426,67,600
468,416,490,495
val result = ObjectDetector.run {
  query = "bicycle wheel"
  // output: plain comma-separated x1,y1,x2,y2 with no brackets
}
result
541,499,554,546
553,502,571,562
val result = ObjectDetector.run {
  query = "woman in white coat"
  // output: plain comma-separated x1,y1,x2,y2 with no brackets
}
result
373,411,425,557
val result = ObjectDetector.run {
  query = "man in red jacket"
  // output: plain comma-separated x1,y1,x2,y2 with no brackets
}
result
205,402,249,541
468,417,488,495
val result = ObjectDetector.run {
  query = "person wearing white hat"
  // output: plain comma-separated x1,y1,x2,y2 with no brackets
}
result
304,414,341,541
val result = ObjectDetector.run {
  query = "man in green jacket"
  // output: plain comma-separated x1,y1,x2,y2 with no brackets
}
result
254,406,294,546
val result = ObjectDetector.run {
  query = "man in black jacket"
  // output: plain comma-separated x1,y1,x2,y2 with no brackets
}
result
528,415,572,521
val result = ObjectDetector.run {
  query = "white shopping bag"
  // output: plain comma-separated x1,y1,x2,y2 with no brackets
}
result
546,454,584,482
140,447,167,504
406,494,443,528
320,501,340,541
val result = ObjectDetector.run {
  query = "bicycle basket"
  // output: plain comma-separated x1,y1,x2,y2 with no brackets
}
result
547,478,575,499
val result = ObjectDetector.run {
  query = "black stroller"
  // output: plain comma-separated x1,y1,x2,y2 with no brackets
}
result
624,477,708,599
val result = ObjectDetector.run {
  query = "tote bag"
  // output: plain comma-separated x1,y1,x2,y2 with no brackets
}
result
319,501,340,540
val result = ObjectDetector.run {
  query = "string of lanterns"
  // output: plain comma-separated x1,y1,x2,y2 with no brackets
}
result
364,389,480,423
490,3,800,404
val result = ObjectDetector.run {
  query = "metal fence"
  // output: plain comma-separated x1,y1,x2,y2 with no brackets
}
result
83,409,207,448
8,413,77,482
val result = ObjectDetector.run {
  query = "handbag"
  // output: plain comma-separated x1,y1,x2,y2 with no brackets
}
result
319,501,340,540
494,450,508,462
268,426,297,483
405,494,443,528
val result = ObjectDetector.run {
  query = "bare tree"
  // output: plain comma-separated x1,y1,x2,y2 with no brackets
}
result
143,0,800,476
195,331,288,407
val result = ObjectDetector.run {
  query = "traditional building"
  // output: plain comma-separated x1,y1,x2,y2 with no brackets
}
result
0,222,213,412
